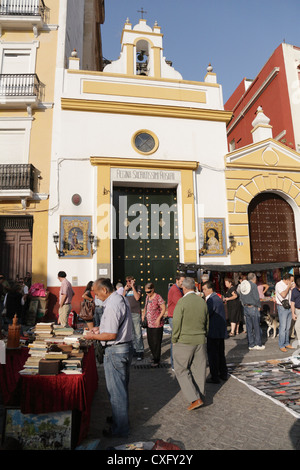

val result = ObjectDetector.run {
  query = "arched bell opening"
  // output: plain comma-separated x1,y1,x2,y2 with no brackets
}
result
135,39,150,76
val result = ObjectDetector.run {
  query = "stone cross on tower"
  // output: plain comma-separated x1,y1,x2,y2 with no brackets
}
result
137,7,147,18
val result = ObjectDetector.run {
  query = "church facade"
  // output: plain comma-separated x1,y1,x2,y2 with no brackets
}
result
46,17,232,303
225,106,300,267
224,42,300,271
2,8,299,312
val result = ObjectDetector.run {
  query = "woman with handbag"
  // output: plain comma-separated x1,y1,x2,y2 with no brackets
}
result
80,281,95,330
142,282,166,367
224,277,241,336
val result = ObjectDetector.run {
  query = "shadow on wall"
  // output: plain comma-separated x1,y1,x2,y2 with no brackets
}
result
44,287,86,322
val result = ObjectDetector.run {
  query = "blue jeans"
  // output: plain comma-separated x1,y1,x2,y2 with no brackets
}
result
244,306,262,348
168,317,174,369
94,306,103,327
131,312,144,354
277,305,292,349
103,341,133,436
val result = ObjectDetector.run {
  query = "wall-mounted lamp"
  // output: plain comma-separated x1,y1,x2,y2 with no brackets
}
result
227,234,236,255
199,242,207,256
53,231,98,257
187,189,194,198
89,232,98,255
103,187,110,195
53,232,65,257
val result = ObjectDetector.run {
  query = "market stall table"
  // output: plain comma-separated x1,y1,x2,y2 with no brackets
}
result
0,345,98,445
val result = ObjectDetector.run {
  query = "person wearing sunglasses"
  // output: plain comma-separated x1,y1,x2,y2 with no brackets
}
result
142,282,166,367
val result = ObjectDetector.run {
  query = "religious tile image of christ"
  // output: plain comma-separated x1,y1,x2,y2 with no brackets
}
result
59,216,92,258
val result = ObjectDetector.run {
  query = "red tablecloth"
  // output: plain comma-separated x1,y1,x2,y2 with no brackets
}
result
0,345,98,444
0,347,29,405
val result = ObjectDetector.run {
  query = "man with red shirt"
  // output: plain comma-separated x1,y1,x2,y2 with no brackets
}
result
167,274,186,370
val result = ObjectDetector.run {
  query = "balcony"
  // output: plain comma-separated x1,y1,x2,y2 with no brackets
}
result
0,73,41,109
0,164,37,207
0,0,46,35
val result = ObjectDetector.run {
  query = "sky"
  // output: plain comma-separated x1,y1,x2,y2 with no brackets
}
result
101,0,300,103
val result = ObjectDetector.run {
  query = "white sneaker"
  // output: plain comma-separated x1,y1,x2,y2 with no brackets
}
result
254,345,265,350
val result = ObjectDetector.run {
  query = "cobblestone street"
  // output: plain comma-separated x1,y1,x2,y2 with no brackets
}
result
89,327,300,450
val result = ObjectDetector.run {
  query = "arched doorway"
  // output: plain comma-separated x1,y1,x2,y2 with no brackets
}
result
248,192,298,263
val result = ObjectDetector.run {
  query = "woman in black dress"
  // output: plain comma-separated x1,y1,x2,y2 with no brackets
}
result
224,277,241,336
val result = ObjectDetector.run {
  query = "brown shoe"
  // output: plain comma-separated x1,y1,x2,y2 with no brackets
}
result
286,345,295,349
187,398,204,411
280,347,287,352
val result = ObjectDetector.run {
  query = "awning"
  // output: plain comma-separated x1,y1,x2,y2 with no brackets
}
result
177,261,300,273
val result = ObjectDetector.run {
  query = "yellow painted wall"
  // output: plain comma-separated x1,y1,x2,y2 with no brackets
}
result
225,141,300,264
83,80,207,104
0,1,59,284
91,157,198,267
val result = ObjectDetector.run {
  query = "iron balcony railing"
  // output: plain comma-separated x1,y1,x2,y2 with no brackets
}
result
0,164,36,191
0,73,41,98
0,0,45,17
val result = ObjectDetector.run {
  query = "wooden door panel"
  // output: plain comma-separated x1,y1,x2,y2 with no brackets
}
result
0,228,32,280
249,193,298,263
113,187,178,302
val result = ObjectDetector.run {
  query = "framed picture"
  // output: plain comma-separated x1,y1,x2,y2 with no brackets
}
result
60,216,92,258
2,408,76,450
199,218,227,256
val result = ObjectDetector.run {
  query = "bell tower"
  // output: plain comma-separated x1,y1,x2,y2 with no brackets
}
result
103,17,182,80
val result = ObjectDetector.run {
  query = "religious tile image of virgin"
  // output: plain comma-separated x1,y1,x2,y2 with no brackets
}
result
199,218,226,256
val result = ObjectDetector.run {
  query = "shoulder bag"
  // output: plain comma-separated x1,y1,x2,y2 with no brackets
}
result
281,299,290,309
79,299,95,321
141,298,148,328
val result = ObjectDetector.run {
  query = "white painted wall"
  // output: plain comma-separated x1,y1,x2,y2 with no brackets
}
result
47,16,231,286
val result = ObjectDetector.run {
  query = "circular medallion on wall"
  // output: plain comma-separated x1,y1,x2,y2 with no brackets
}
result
262,147,279,166
132,130,159,155
72,193,82,206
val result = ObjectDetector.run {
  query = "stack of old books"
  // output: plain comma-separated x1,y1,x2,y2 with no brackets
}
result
34,322,55,340
61,357,83,375
19,339,49,375
38,348,70,375
44,350,70,360
53,325,74,337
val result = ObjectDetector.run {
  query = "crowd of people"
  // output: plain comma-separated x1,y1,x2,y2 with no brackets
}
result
2,267,299,440
0,273,31,331
55,267,300,438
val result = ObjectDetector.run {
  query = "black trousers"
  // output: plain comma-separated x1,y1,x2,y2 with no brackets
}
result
147,327,163,364
207,337,228,380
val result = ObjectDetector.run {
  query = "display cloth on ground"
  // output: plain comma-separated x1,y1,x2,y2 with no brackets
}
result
228,356,300,419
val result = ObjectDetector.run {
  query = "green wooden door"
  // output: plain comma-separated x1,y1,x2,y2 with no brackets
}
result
113,187,178,304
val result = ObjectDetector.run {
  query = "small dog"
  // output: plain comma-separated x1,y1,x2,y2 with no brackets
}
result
263,312,279,338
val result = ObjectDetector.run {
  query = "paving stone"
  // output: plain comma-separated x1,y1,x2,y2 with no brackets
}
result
88,327,300,450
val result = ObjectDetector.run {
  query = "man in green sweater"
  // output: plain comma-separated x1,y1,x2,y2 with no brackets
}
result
172,277,209,411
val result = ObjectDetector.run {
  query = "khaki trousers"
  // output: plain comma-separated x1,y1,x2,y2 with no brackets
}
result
59,304,71,327
173,342,207,403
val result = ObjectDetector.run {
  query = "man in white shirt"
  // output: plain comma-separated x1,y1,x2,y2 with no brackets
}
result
85,278,133,438
275,273,295,352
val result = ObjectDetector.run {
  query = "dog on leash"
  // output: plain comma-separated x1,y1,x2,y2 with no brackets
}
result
263,312,279,339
